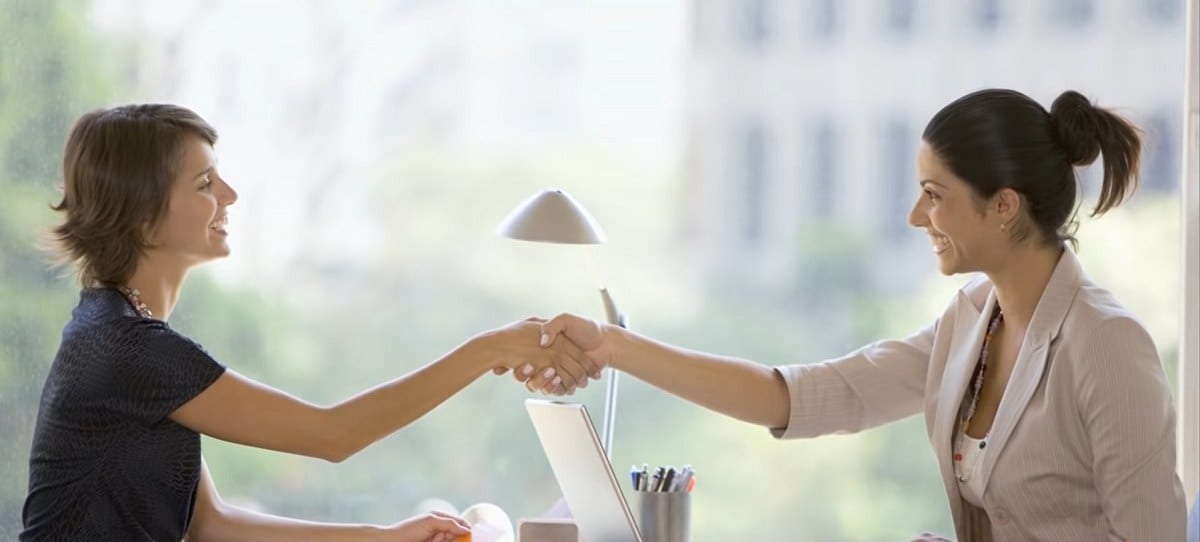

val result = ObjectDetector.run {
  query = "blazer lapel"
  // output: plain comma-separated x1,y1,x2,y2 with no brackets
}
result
977,249,1084,494
933,285,996,529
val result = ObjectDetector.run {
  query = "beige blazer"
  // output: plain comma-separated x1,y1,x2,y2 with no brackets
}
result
773,250,1185,541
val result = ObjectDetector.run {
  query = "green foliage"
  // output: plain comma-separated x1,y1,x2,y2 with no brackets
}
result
0,1,119,534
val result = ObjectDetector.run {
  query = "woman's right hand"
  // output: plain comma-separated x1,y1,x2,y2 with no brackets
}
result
381,511,471,542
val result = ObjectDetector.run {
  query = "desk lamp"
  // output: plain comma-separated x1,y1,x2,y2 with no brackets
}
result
497,188,627,458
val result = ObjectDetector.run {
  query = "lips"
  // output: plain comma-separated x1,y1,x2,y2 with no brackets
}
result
930,233,949,254
210,215,228,234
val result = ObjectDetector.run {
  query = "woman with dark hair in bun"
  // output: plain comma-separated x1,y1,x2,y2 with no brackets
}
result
528,89,1186,541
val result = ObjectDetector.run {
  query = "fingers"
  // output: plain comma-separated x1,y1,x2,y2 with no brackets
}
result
538,315,568,347
550,343,589,391
525,366,559,393
555,333,602,379
512,364,534,384
422,514,471,537
429,510,472,531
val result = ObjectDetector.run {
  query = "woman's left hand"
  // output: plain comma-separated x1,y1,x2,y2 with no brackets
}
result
381,511,472,542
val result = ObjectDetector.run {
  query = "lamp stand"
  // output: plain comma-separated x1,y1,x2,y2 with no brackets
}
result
598,288,626,460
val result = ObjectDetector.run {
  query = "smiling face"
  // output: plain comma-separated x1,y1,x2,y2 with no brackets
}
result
909,141,1012,275
144,135,237,268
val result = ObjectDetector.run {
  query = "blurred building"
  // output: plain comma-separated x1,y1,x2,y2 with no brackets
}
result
680,0,1185,292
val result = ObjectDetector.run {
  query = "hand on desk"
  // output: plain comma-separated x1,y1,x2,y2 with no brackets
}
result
507,313,611,395
382,511,471,542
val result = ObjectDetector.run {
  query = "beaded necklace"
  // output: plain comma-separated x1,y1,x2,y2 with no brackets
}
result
954,304,1003,479
117,286,153,319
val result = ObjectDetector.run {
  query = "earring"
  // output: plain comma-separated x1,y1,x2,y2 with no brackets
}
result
1000,222,1007,231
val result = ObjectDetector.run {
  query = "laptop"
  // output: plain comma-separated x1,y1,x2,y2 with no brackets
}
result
525,399,643,542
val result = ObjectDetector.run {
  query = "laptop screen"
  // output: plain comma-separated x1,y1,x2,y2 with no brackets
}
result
525,399,643,542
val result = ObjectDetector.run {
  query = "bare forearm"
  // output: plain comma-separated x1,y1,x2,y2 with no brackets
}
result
323,342,489,461
190,505,383,542
607,326,789,428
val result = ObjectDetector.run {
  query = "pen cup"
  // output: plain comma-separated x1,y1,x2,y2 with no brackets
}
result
636,490,691,542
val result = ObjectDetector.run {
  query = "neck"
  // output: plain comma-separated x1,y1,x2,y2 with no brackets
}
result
985,242,1063,331
124,256,190,321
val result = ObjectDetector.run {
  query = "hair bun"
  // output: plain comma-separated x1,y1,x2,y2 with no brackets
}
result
1050,90,1102,166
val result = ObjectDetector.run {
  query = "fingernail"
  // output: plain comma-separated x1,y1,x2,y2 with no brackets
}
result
521,364,533,376
552,376,562,386
540,333,550,347
542,367,555,378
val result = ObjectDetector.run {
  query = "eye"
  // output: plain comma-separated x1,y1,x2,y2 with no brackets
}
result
198,176,212,190
923,188,939,202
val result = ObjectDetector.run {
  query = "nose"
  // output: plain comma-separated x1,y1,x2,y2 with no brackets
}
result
907,196,927,228
217,178,238,206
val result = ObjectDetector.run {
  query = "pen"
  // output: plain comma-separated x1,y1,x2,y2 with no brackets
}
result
650,467,665,492
674,466,694,493
660,467,676,493
630,466,639,490
640,464,649,491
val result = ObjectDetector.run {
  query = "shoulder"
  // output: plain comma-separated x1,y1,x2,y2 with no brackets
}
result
1061,281,1153,351
1056,282,1161,390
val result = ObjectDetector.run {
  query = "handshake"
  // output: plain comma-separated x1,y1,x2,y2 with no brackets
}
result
471,313,614,395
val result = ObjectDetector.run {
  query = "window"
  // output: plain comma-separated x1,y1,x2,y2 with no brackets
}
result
739,119,769,244
1048,0,1095,28
1144,0,1181,24
691,0,710,47
1142,111,1178,194
2,1,1189,539
886,0,918,37
809,0,839,42
740,0,770,48
882,116,914,241
809,117,838,218
973,0,1002,33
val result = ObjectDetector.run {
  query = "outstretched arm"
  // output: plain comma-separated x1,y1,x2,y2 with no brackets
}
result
172,319,593,462
535,313,790,429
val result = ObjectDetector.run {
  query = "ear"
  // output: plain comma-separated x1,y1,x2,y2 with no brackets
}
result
993,188,1022,225
141,219,159,247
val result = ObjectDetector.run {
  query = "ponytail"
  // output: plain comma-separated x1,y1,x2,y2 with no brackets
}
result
1049,90,1142,217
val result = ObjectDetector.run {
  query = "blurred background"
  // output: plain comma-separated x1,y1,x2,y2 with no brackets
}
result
0,0,1188,539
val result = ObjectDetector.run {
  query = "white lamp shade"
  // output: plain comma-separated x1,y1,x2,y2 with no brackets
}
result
497,189,607,244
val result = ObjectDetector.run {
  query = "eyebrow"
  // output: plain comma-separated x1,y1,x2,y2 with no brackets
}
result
192,166,214,180
919,179,944,189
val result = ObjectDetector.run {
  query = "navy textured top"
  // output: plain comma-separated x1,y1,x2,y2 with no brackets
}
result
21,288,226,541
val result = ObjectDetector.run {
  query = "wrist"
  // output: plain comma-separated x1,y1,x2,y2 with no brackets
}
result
456,333,498,376
604,323,630,371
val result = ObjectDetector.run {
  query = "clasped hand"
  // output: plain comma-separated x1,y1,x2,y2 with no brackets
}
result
481,314,609,395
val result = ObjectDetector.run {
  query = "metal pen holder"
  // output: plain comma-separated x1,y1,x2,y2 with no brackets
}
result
637,490,691,542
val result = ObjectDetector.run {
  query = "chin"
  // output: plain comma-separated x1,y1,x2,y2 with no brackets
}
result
936,254,958,275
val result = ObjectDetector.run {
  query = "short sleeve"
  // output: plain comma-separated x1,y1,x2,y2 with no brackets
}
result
103,319,227,426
